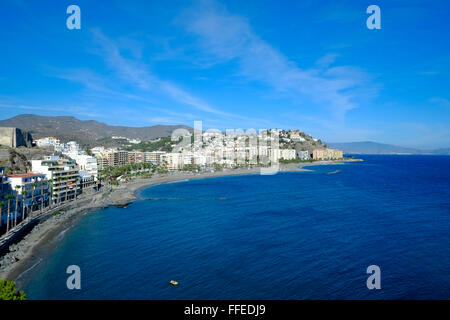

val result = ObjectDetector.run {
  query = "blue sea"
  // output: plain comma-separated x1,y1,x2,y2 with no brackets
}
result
20,155,450,299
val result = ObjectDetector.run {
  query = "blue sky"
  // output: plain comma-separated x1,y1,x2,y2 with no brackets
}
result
0,0,449,148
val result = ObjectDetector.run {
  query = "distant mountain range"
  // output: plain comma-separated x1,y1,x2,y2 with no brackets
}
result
1,115,448,154
0,114,192,147
328,141,450,155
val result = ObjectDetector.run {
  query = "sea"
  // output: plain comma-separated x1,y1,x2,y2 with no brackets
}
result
19,155,450,299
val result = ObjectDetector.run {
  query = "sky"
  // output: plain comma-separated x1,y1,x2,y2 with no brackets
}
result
0,0,449,148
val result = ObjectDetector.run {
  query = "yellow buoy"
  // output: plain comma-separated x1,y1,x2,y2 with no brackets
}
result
170,280,179,286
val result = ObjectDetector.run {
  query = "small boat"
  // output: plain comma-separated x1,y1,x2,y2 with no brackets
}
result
170,280,179,286
327,170,342,175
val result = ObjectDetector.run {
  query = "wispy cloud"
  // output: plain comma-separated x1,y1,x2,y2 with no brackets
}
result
89,28,244,119
429,97,450,109
179,0,377,118
0,102,103,118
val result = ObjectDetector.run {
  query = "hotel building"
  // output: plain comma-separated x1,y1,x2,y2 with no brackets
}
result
31,156,81,204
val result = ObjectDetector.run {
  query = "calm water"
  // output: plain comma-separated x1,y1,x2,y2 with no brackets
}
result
21,155,450,299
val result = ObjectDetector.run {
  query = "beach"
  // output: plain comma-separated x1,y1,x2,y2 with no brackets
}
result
0,160,360,285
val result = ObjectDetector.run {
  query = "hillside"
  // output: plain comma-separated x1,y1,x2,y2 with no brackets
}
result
328,141,450,155
0,114,192,147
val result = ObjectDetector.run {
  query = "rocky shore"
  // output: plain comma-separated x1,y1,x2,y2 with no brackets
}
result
0,159,361,285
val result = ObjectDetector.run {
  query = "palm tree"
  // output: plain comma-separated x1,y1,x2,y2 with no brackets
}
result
14,185,21,227
0,202,5,234
56,177,62,206
74,177,79,201
30,183,37,215
65,177,69,202
5,194,13,233
21,190,27,222
47,179,53,208
97,174,102,191
40,180,46,213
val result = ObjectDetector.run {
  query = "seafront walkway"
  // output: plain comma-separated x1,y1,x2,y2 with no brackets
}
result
0,186,105,255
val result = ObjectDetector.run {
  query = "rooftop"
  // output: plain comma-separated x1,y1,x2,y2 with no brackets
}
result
6,173,45,178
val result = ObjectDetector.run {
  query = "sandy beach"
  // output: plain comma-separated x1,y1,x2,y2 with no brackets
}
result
0,159,361,286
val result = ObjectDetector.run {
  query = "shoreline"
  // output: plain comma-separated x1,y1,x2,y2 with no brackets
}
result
0,159,361,288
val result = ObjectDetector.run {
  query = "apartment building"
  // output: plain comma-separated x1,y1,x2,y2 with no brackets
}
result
96,151,129,169
297,150,310,160
161,153,183,170
145,151,166,165
72,154,98,181
312,148,343,160
31,156,81,204
34,137,61,147
128,151,145,164
5,173,49,217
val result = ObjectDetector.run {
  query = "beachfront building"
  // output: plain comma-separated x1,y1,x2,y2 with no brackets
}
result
312,148,343,160
4,173,50,222
145,151,166,165
297,150,310,161
96,150,129,169
71,154,98,183
0,167,9,231
278,149,297,161
31,156,81,205
128,151,145,164
161,153,183,170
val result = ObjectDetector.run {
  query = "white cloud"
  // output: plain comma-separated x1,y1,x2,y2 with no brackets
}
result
180,0,377,118
429,97,450,109
90,28,244,119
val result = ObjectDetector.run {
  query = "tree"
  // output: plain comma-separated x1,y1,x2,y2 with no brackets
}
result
40,180,46,213
63,177,70,202
56,177,62,205
47,179,53,209
74,177,79,201
5,194,13,233
14,185,21,227
30,183,37,215
0,280,26,300
0,202,4,232
22,190,27,222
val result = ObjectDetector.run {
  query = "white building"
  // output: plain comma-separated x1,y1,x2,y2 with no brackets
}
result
31,156,80,204
91,146,105,156
35,137,61,148
161,153,183,170
5,173,50,214
297,150,310,160
61,142,98,184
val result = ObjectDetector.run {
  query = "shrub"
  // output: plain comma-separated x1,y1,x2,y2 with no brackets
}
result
0,280,26,300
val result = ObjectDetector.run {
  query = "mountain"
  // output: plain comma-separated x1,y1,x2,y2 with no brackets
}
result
0,114,192,147
327,141,450,155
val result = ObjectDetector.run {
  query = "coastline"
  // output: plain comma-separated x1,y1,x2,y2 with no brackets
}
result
0,159,361,288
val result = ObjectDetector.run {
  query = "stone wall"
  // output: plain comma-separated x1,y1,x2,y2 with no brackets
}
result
0,127,33,148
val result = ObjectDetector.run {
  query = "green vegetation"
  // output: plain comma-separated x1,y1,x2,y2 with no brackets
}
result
54,210,60,216
100,162,157,184
124,136,176,152
279,158,316,164
0,280,26,300
181,164,201,172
